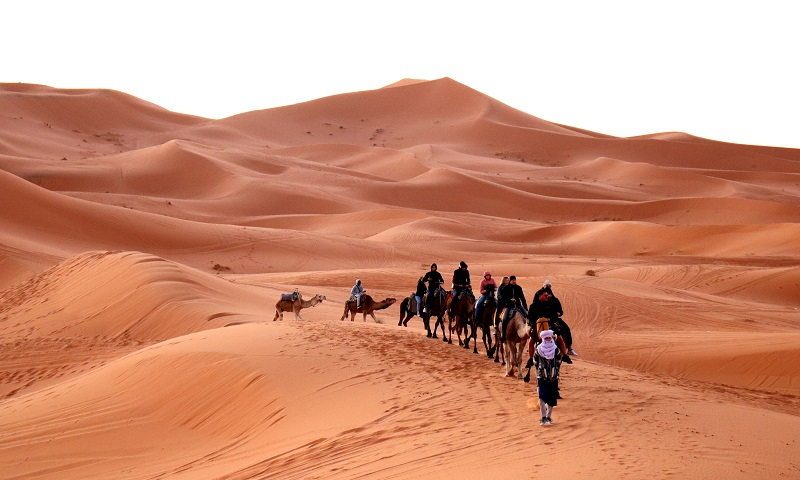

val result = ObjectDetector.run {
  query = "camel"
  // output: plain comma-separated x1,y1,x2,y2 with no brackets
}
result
503,309,531,379
470,286,497,357
424,288,450,342
493,311,505,365
398,294,423,327
449,291,475,347
273,292,326,321
340,294,396,322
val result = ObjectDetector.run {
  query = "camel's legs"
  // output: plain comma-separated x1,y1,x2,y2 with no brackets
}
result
515,341,527,379
504,342,514,376
421,313,431,335
447,316,454,344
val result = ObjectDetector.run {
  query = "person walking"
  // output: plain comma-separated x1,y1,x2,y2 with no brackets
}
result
534,329,562,426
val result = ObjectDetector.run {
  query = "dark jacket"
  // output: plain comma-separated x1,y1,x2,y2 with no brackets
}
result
529,288,563,320
452,267,471,287
415,279,426,297
423,270,444,287
496,284,508,304
499,283,526,309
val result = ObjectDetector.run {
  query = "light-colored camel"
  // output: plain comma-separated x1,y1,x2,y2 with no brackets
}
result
340,294,396,322
273,293,326,321
503,309,531,379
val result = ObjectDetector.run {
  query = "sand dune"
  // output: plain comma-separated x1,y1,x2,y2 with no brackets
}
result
0,168,415,272
1,78,799,478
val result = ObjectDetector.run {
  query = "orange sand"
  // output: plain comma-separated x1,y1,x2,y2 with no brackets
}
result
1,79,799,479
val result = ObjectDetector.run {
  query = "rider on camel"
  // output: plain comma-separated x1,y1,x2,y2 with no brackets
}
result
422,263,445,311
451,261,472,314
452,261,471,298
495,276,510,325
499,275,527,341
529,279,577,356
414,276,426,316
351,279,365,309
475,271,497,321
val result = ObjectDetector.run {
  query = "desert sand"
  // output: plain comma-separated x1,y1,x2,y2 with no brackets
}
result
0,78,798,479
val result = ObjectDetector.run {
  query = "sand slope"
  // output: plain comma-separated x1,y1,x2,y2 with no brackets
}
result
1,78,799,478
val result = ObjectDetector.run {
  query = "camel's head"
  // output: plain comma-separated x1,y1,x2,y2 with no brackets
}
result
384,298,397,306
316,294,326,302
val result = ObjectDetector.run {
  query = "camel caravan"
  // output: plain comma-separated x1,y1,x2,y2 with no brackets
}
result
396,263,576,426
275,262,576,426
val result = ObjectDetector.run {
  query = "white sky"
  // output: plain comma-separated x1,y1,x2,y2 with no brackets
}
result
3,1,799,148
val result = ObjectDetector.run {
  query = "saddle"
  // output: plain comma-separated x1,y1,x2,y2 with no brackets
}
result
456,286,474,300
426,287,444,302
280,290,300,302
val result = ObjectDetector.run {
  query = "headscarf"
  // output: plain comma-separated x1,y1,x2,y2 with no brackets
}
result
537,329,557,359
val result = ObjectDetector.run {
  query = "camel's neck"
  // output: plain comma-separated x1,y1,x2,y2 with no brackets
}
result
301,297,320,307
374,301,392,310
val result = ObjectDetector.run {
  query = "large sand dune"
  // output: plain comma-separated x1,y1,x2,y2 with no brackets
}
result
1,79,798,479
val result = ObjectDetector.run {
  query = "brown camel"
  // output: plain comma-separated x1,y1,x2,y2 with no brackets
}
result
493,311,505,365
398,295,422,327
470,286,497,357
427,288,450,342
273,293,326,321
340,294,396,322
493,307,506,365
449,291,475,348
503,309,531,379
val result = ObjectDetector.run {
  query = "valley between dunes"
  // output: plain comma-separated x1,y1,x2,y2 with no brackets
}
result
1,78,798,479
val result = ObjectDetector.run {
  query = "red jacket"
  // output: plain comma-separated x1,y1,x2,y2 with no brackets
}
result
480,277,497,294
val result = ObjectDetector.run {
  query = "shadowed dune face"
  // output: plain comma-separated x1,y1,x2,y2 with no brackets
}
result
1,79,799,479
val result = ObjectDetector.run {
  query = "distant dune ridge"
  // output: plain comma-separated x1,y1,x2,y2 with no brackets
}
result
1,78,799,479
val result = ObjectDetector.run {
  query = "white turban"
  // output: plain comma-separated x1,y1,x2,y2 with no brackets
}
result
537,329,557,359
